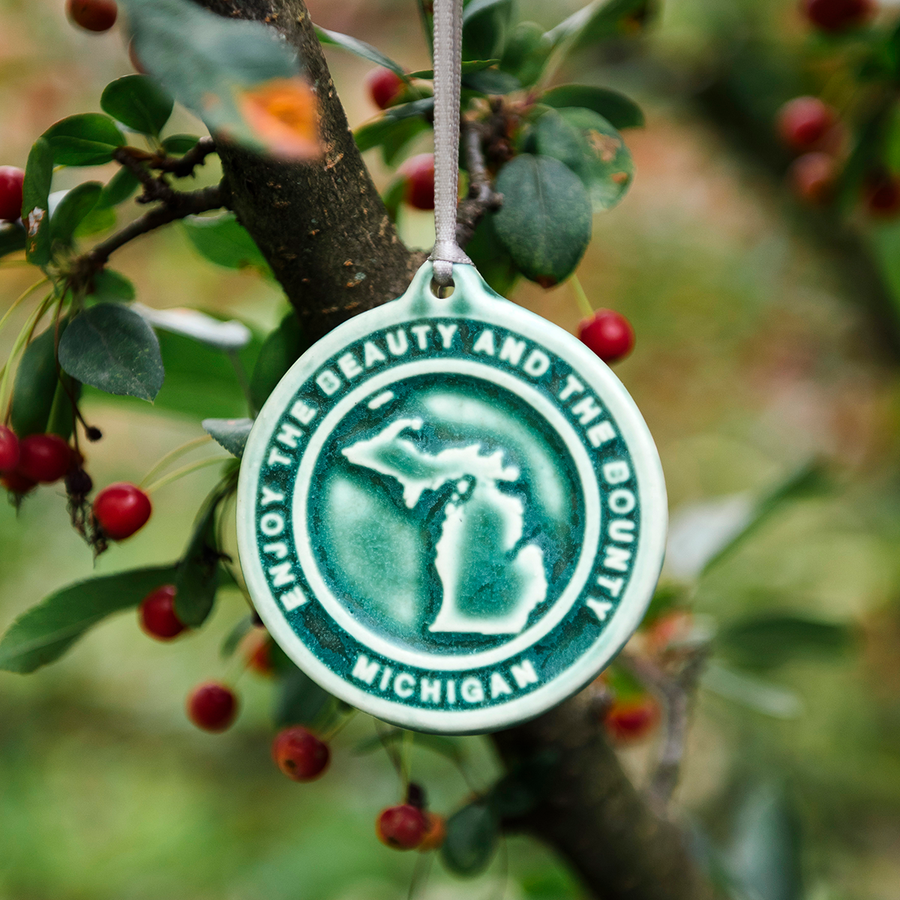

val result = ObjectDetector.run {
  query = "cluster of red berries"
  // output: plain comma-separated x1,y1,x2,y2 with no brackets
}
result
779,95,900,215
1,424,151,534
784,2,900,214
66,0,118,33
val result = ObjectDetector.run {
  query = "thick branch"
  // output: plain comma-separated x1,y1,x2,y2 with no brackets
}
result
197,0,420,345
493,691,718,900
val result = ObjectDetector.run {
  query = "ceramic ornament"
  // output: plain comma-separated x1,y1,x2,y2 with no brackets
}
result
236,262,667,734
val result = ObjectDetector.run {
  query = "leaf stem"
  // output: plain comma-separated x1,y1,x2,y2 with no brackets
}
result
143,455,227,495
139,434,213,488
570,273,594,319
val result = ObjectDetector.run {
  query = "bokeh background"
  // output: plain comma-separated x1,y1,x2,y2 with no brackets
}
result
1,0,900,897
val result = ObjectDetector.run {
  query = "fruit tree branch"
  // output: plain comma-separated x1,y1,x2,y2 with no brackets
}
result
84,182,229,270
456,119,503,249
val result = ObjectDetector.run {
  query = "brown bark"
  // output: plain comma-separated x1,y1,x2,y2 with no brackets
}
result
197,0,422,345
195,2,717,898
494,692,716,900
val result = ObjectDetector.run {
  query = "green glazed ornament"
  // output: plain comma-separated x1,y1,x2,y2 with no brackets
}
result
236,261,667,734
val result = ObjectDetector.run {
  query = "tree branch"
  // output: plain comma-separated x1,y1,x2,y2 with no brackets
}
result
493,690,718,900
84,182,229,270
154,136,218,177
620,645,710,813
195,0,421,345
456,119,503,248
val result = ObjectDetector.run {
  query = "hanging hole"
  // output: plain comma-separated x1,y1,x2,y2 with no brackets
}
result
430,278,455,299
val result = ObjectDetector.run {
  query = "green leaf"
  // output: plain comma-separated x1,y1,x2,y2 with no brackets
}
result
49,182,103,247
463,68,520,95
121,0,298,150
702,663,803,719
718,614,853,671
74,205,116,239
546,0,648,52
10,325,61,438
0,565,178,673
463,0,514,22
535,107,633,210
249,312,306,413
700,463,828,575
135,303,252,351
58,304,164,401
202,417,253,458
88,269,136,303
441,802,499,876
138,329,254,418
462,0,513,61
180,212,270,273
162,134,202,155
464,213,518,296
99,167,141,208
175,503,220,628
174,479,234,628
493,154,592,286
0,221,26,258
42,114,125,166
315,26,408,80
101,74,174,137
355,116,431,167
726,783,804,900
22,138,53,265
408,59,500,79
381,176,405,221
46,372,80,442
543,84,644,129
499,22,553,87
274,666,334,728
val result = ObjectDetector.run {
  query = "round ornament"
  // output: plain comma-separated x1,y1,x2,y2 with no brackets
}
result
237,262,667,734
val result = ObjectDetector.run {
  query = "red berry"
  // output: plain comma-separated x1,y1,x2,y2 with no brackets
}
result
789,152,836,205
377,804,428,850
0,167,24,221
2,470,37,495
604,696,660,744
863,170,900,217
399,153,435,210
366,68,405,110
16,434,71,484
66,0,118,32
776,97,836,151
272,726,330,781
801,0,873,32
139,584,186,640
187,681,238,732
92,482,152,540
578,309,635,363
0,425,20,472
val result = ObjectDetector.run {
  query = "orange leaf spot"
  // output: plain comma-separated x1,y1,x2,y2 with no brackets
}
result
238,77,322,161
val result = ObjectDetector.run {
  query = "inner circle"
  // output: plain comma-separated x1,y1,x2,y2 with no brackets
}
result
292,359,601,671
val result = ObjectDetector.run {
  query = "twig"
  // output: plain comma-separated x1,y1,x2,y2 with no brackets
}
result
154,136,218,177
456,119,503,248
113,147,176,204
620,644,711,814
84,181,230,271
